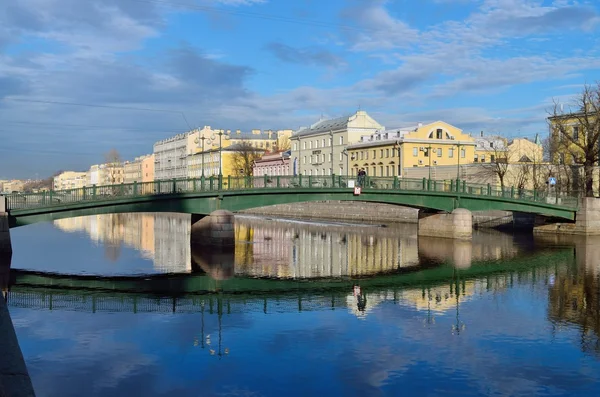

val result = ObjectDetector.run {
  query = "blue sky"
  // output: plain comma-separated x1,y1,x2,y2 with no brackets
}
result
1,0,600,178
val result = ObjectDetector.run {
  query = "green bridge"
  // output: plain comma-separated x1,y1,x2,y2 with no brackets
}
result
2,175,580,227
4,248,572,314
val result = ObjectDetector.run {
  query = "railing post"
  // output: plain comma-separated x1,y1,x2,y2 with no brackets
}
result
201,176,205,191
218,175,223,190
511,186,515,198
133,181,138,196
462,180,466,193
331,173,335,188
450,179,454,192
299,174,303,187
227,175,231,190
210,176,214,191
534,190,539,201
487,183,492,196
277,176,280,187
422,178,427,190
264,174,268,187
193,179,197,191
171,178,176,193
309,175,313,187
49,190,53,204
393,176,399,189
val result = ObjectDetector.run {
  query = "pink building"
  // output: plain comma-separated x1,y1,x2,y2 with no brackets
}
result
253,151,291,176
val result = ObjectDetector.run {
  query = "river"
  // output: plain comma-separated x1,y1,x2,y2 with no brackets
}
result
3,213,600,396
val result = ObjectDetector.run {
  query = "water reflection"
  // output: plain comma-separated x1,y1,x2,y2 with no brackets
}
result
7,215,600,396
44,213,534,279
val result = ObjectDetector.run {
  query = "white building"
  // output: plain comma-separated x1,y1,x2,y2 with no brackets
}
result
289,110,383,176
153,131,199,180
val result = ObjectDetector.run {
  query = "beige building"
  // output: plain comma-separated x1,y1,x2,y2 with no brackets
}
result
290,110,384,176
124,154,152,184
88,163,124,186
142,154,155,183
53,171,88,191
507,136,543,163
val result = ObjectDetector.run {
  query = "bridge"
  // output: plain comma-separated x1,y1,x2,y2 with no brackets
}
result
3,175,580,224
3,248,571,314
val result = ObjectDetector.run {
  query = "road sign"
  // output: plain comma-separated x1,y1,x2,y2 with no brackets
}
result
354,186,361,196
548,177,557,186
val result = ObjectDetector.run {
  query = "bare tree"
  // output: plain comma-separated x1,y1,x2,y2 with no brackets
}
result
104,148,122,185
475,137,510,191
549,83,600,197
230,141,264,177
274,135,291,152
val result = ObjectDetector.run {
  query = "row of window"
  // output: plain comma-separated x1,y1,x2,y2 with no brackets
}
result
411,147,466,158
294,136,344,151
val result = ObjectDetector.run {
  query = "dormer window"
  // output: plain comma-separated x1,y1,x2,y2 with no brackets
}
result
436,129,443,139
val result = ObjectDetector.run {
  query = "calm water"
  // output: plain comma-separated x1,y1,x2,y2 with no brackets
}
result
3,213,600,397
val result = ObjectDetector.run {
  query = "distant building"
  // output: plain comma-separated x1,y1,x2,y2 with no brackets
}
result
87,163,124,186
187,143,265,178
290,110,383,177
53,171,88,190
474,131,507,163
124,154,152,184
252,151,291,176
153,131,198,180
141,154,155,183
507,136,543,163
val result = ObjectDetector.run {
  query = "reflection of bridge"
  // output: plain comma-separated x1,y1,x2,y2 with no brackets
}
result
4,249,573,315
5,176,578,227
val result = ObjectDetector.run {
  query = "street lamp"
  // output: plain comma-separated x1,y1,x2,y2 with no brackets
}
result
200,135,206,177
342,148,349,178
395,140,402,178
456,142,462,183
218,131,223,189
329,130,334,176
427,144,433,181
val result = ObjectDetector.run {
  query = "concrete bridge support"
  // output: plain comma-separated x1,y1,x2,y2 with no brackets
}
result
190,210,235,249
417,208,472,240
1,197,12,256
534,197,600,235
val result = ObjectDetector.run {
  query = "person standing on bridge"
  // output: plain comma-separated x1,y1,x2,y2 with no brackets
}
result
357,168,366,187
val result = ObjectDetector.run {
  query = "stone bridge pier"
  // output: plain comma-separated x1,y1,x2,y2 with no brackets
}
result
534,197,600,235
0,197,12,256
190,210,235,250
417,208,472,240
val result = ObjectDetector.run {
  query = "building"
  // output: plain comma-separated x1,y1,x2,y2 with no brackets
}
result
507,136,543,164
346,121,477,177
194,126,292,153
290,110,384,176
141,154,155,183
252,151,291,176
53,171,88,190
188,143,265,178
1,180,25,193
474,132,508,163
153,131,199,180
124,154,152,184
87,163,124,186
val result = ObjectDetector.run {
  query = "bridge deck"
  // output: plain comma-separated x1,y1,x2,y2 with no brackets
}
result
3,176,580,223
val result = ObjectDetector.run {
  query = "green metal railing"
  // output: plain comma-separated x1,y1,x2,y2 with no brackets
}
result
3,175,580,211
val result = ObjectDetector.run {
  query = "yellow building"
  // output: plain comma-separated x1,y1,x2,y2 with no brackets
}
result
346,121,476,177
192,126,291,154
123,154,152,184
507,136,543,164
1,180,25,193
141,154,155,183
187,143,265,178
53,171,88,190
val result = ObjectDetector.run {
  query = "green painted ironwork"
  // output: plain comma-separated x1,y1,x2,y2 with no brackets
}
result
3,175,580,226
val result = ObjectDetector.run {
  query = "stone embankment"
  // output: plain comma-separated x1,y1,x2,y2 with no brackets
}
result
238,201,532,229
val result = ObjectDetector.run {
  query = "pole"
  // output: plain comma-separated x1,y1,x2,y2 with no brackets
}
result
297,137,301,176
428,144,432,180
396,142,401,177
200,136,206,177
456,143,461,182
330,130,334,176
218,132,223,187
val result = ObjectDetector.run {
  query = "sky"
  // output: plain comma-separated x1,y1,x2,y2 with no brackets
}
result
1,0,600,179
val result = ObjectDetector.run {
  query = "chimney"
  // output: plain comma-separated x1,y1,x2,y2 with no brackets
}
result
480,130,484,137
236,129,241,135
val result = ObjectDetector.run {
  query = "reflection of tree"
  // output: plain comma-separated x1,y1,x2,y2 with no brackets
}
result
549,269,600,356
104,214,126,262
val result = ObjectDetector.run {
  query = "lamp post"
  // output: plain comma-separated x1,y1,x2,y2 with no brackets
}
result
395,140,402,177
427,144,432,181
200,135,206,177
329,130,334,176
342,148,349,178
218,131,223,189
456,142,462,183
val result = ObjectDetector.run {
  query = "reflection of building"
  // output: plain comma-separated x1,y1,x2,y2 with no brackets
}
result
53,213,187,272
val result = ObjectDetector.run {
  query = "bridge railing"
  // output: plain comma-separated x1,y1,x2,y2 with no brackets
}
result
4,175,580,211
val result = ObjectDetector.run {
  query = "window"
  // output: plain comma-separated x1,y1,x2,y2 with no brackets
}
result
329,153,332,162
474,154,478,162
380,166,384,176
491,155,495,162
360,151,364,160
424,149,429,157
372,150,376,158
448,148,454,158
573,126,579,140
339,153,343,161
303,156,306,164
481,155,486,163
386,166,390,176
437,148,442,157
366,151,369,160
339,136,344,145
322,138,326,147
386,148,390,157
436,129,443,139
490,142,494,149
413,147,418,157
329,137,332,147
461,148,466,158
309,141,312,149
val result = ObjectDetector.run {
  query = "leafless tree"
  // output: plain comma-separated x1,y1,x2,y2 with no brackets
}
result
274,135,291,152
104,148,122,185
475,138,511,191
231,141,264,177
549,83,600,197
